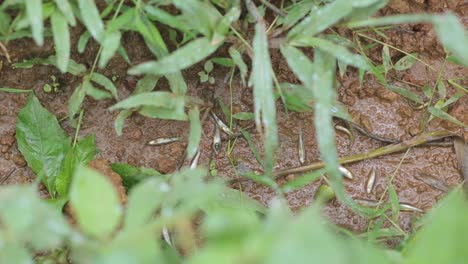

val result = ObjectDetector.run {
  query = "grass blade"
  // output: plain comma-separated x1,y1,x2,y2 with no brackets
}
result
114,110,132,137
99,31,122,68
432,14,468,66
53,0,76,26
240,130,264,168
0,88,33,93
250,22,278,176
394,53,418,71
128,37,223,76
187,107,201,160
51,11,70,73
282,169,325,193
109,92,176,111
428,107,467,128
78,31,91,53
78,0,104,41
280,44,314,87
90,73,118,99
387,85,423,104
229,47,248,86
68,84,86,120
26,0,43,45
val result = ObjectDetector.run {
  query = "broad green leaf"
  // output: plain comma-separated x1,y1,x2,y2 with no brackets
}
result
350,0,384,7
0,88,32,93
387,85,423,104
134,74,160,94
280,1,315,28
70,165,122,239
428,107,467,128
138,96,188,121
250,22,278,175
280,45,314,87
77,31,91,53
394,53,418,71
0,244,32,264
0,185,70,250
90,73,118,99
292,37,370,70
228,47,248,86
347,0,388,20
144,5,192,34
288,0,352,40
111,163,162,190
128,37,223,76
51,10,70,73
432,14,468,66
99,31,122,68
279,82,315,112
53,0,76,26
124,178,166,230
56,135,97,196
232,112,254,120
68,84,86,120
106,8,135,32
405,190,468,263
211,57,234,67
84,79,112,100
26,0,43,45
382,45,392,74
437,81,446,99
114,110,132,137
78,0,104,41
15,95,70,194
0,10,12,35
109,92,177,110
204,61,214,73
172,0,222,37
187,107,201,160
134,11,168,58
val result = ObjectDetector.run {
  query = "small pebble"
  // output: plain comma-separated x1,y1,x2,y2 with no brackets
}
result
12,154,26,167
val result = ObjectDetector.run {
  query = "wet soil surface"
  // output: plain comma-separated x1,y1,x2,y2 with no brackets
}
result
1,1,467,237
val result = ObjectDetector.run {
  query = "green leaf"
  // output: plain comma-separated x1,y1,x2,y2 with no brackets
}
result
0,244,32,264
139,97,188,121
26,0,43,45
109,92,177,110
114,110,132,137
382,45,392,74
232,112,254,120
0,10,12,35
280,45,314,87
0,185,70,250
68,84,86,120
437,81,446,99
77,31,91,53
281,1,315,28
288,0,352,40
172,0,222,37
228,47,248,86
187,107,201,160
432,14,468,66
124,178,166,230
144,5,192,34
51,10,70,73
203,187,266,214
90,73,119,99
240,130,264,168
394,53,418,71
84,79,112,100
0,88,33,93
15,95,70,194
70,165,122,239
250,23,278,175
56,135,97,197
428,107,467,128
129,37,223,76
292,37,370,70
134,75,160,94
387,85,423,104
53,0,76,26
282,169,325,193
99,31,122,68
387,179,400,222
405,190,468,263
211,57,235,67
111,163,161,190
78,0,104,41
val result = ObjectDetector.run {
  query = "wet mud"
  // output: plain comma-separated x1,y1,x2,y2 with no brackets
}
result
1,0,467,238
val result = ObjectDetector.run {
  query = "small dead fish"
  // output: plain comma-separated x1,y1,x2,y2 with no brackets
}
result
298,128,305,164
366,167,376,194
354,198,381,207
211,112,233,136
213,124,221,154
400,203,424,213
335,125,352,139
339,166,353,180
414,173,450,192
162,227,173,247
148,137,181,146
190,150,201,169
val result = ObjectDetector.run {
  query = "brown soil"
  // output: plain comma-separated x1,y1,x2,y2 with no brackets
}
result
0,0,467,239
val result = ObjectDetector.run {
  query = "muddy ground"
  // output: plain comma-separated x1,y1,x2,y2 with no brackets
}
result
0,0,467,239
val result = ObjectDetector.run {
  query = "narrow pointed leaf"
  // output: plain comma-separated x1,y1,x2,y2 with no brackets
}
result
99,31,121,68
429,107,467,128
394,53,418,71
54,0,76,26
187,107,201,160
78,0,104,41
90,73,118,99
51,10,70,73
26,0,43,45
109,92,177,110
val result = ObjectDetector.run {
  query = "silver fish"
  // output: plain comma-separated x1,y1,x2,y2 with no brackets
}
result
366,167,376,194
162,227,173,247
211,112,233,136
414,173,450,192
355,198,381,207
213,124,221,154
298,128,305,164
400,203,424,213
339,166,353,180
335,125,352,139
148,137,181,146
190,150,201,169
